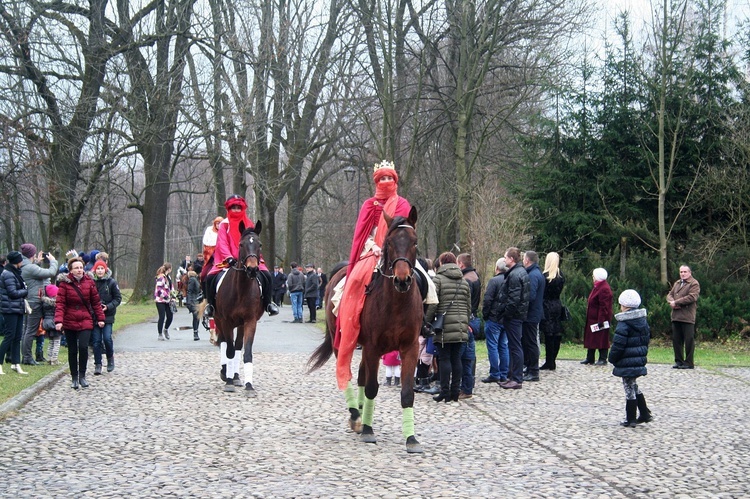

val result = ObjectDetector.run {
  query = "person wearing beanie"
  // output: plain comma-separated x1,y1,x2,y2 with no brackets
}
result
608,289,652,427
20,243,37,259
40,284,62,365
55,256,106,389
20,244,58,365
581,267,613,366
0,251,30,375
91,260,121,374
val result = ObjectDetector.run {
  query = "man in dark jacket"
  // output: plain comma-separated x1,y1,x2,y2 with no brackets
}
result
272,266,287,307
522,250,545,382
286,263,306,323
304,264,320,323
457,253,481,399
498,247,530,389
481,258,508,383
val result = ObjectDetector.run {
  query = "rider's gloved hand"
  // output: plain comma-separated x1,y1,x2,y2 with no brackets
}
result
226,257,237,266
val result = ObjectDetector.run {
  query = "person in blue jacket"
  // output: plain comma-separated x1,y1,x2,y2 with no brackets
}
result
0,251,29,375
608,289,653,427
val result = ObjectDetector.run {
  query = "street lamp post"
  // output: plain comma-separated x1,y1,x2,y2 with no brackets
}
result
343,165,361,210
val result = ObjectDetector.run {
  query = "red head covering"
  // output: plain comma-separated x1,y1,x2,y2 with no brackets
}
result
224,195,253,250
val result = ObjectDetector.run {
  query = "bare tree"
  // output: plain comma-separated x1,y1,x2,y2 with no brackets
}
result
0,0,117,251
115,0,197,301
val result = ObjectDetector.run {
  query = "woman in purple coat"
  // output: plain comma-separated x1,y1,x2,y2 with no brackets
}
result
581,267,613,366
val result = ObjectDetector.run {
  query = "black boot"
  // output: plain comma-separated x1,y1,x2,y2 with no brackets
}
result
394,376,400,386
433,386,449,402
620,399,638,427
193,330,200,341
581,349,596,365
260,271,279,316
384,376,392,386
71,376,79,390
636,393,653,423
107,356,115,372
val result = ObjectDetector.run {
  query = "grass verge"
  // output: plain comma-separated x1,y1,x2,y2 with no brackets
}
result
1,291,155,406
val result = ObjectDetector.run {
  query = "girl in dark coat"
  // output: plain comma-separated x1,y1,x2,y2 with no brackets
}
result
608,289,652,427
0,251,29,375
55,257,106,389
539,252,565,371
91,260,122,374
582,267,613,366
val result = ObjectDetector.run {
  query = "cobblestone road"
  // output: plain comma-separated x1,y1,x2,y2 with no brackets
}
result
1,305,749,497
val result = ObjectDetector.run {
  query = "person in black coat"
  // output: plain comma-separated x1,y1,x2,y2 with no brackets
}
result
303,264,320,322
272,266,287,307
608,289,652,427
91,260,122,374
540,251,565,371
0,251,29,375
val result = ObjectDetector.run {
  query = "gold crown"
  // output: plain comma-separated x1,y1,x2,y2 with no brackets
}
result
373,160,395,172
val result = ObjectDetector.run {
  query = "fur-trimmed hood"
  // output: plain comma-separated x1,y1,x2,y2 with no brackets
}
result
615,308,647,322
41,294,57,307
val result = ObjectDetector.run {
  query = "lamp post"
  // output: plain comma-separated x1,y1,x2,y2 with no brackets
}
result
343,165,361,210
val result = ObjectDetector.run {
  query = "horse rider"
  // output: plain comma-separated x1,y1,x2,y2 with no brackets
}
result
332,160,436,390
202,194,279,321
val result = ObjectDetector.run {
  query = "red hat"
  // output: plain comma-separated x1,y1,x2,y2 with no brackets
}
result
45,284,59,298
92,260,108,272
224,194,247,211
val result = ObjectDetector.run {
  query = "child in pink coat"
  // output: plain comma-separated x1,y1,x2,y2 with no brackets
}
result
382,350,401,386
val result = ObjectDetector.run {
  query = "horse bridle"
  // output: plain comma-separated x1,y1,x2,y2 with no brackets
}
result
234,232,261,277
379,224,416,293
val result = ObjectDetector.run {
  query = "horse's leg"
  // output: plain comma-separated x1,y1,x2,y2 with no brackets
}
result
224,340,237,393
344,383,362,433
230,326,242,385
400,342,423,454
242,321,257,397
219,341,228,382
359,351,380,444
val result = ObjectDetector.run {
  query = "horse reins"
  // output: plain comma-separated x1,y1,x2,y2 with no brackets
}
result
378,223,416,292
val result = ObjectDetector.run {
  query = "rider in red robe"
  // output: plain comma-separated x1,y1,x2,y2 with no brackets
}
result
335,161,411,389
203,194,279,319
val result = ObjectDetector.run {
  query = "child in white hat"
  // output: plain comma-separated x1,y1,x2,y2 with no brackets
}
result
608,289,653,427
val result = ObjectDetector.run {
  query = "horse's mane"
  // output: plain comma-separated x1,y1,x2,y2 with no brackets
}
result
241,227,257,238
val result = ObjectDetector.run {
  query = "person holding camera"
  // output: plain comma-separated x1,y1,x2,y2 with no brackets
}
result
19,243,58,365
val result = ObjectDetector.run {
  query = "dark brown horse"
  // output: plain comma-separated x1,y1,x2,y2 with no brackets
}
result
308,207,424,453
214,223,264,397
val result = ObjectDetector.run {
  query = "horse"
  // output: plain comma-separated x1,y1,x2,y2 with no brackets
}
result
213,222,265,397
308,206,424,453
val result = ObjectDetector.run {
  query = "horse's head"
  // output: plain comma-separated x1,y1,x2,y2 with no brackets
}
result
382,206,418,293
238,221,263,276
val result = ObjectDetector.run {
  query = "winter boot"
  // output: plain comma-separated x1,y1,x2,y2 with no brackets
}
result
620,399,638,427
193,330,200,341
394,376,400,387
636,393,653,423
107,356,115,372
94,364,103,375
164,328,170,340
384,376,392,386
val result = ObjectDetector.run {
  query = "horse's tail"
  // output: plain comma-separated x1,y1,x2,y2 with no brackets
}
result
307,327,334,372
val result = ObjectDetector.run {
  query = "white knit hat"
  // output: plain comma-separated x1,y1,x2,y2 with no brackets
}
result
593,268,608,281
618,289,641,309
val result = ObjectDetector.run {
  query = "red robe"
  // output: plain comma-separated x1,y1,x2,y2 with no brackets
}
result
335,194,411,389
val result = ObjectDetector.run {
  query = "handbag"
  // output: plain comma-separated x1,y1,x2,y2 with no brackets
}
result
425,336,438,355
431,284,460,334
560,305,571,322
169,300,178,314
430,312,446,333
24,299,32,315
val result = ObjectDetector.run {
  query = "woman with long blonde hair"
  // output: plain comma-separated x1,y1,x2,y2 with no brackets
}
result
540,252,566,370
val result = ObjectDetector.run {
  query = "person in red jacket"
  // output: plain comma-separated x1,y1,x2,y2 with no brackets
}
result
55,257,105,390
581,267,614,366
